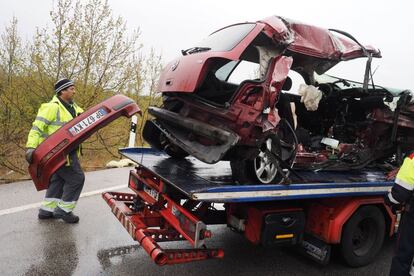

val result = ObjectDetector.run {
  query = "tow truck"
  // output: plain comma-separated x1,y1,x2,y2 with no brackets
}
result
29,95,396,268
102,147,395,267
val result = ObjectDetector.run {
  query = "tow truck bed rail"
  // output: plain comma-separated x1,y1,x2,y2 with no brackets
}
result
119,147,393,202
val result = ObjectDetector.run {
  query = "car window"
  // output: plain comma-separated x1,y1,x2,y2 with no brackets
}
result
215,60,238,81
226,60,260,85
323,58,368,84
196,23,256,52
286,70,307,95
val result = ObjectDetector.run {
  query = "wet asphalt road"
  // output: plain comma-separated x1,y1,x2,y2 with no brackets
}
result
0,167,395,276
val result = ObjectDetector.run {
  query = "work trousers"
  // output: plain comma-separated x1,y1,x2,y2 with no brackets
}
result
40,152,85,213
389,197,414,276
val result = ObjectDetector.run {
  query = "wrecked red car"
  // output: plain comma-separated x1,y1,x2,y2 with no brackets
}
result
143,15,414,184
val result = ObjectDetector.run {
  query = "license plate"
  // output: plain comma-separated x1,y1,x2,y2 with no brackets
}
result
144,186,159,201
69,108,107,136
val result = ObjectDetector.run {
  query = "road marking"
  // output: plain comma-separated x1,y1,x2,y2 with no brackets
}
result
0,184,127,216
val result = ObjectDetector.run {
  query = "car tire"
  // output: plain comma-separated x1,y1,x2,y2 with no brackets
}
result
230,135,283,185
340,205,385,267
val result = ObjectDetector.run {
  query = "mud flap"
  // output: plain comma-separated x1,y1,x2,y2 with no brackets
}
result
296,234,331,265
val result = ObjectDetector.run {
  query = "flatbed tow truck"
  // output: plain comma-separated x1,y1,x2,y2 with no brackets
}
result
27,94,397,268
102,147,396,267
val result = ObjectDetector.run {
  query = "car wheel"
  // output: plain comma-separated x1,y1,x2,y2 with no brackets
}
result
340,206,385,267
231,135,283,184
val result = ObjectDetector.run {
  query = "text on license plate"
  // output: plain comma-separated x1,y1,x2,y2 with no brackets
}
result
69,108,107,136
144,186,159,201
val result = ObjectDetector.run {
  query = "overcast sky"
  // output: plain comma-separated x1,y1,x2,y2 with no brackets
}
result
1,0,413,90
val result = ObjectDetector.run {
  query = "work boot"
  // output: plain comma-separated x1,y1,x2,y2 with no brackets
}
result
38,209,55,220
54,208,79,223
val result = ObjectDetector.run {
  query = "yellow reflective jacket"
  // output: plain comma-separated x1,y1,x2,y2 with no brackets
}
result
395,154,414,191
387,153,414,205
26,95,84,160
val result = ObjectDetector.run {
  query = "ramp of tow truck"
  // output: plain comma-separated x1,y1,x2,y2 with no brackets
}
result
119,147,393,203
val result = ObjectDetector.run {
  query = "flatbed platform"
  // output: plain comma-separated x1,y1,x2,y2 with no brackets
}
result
120,147,393,203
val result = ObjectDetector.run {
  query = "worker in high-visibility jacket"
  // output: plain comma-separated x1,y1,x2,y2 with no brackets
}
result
385,153,414,276
26,78,85,223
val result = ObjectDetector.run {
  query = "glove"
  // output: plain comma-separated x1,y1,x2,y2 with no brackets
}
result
384,193,403,214
25,148,35,164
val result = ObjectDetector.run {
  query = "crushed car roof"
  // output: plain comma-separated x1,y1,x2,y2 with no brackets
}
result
259,16,381,61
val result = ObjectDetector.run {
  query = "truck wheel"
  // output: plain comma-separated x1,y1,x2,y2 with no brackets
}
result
230,135,282,184
340,206,385,267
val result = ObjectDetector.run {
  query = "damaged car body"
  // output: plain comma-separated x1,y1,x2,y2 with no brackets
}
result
143,15,414,184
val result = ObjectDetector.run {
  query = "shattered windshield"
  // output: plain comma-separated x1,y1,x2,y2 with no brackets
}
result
193,23,256,52
315,73,371,89
313,58,413,98
314,73,411,97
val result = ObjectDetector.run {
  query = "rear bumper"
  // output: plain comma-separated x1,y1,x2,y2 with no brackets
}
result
29,95,140,191
144,107,240,163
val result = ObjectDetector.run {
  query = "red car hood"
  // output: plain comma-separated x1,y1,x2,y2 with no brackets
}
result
28,95,140,191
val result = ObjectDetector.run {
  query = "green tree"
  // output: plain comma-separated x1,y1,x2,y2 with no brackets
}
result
0,0,163,181
0,16,28,175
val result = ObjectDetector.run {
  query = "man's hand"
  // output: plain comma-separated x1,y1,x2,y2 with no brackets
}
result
25,148,35,164
384,192,403,214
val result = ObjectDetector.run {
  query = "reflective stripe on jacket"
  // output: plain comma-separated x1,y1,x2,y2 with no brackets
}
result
26,95,84,160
